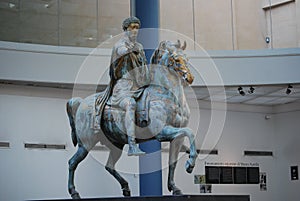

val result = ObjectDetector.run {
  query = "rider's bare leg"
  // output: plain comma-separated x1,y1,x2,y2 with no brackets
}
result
121,98,145,156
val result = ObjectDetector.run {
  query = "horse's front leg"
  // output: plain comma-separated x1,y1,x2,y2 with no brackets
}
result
183,127,197,174
161,126,198,174
168,137,184,195
68,145,88,199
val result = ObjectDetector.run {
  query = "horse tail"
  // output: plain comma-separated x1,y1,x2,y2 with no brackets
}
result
66,98,82,147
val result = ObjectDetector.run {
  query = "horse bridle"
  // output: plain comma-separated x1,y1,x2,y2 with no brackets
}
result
167,52,191,83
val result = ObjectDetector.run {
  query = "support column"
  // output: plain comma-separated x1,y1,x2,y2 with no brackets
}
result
132,0,162,196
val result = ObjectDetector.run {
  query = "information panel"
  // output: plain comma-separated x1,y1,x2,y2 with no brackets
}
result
220,167,233,184
205,166,259,185
205,166,220,184
247,167,259,184
234,167,247,184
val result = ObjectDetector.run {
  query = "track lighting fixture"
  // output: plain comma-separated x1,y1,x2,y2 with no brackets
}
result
286,84,293,95
248,86,255,94
238,86,245,96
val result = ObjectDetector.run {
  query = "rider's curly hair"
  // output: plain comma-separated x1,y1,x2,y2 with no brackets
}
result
122,16,141,31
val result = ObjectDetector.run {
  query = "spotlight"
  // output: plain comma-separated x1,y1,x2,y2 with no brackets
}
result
286,84,293,95
248,86,255,94
238,86,245,96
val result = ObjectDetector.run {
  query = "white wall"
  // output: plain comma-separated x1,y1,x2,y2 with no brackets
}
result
0,85,140,201
1,42,300,200
1,84,299,201
162,104,274,201
160,102,300,201
272,105,300,201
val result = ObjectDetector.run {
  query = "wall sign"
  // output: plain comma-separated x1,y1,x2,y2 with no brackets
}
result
205,161,259,167
204,161,260,185
205,166,259,184
260,172,267,191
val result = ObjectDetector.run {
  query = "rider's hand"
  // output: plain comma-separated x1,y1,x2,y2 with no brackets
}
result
132,44,140,54
126,42,139,54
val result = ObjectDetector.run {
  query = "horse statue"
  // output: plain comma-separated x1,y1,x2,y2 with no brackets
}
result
66,40,198,199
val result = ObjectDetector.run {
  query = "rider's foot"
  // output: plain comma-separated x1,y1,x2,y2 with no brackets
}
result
128,144,145,156
128,136,145,156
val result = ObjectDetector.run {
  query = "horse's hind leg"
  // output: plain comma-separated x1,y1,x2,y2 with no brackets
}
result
105,144,131,197
68,145,88,199
168,137,184,195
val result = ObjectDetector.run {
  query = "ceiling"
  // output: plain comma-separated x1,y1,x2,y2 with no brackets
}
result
189,84,300,106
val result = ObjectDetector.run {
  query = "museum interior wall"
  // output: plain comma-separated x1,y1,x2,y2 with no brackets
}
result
0,0,300,201
161,102,300,201
0,42,299,201
0,83,299,201
160,0,300,50
0,0,131,47
1,0,300,50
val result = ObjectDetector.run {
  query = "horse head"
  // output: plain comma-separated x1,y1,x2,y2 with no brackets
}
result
151,40,194,86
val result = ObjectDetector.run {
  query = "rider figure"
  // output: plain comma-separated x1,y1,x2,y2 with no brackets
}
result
95,17,150,156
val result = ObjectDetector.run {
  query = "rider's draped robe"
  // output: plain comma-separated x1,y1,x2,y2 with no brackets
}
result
95,35,150,125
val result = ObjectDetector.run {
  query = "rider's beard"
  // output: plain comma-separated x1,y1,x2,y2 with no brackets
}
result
127,31,138,43
129,35,137,43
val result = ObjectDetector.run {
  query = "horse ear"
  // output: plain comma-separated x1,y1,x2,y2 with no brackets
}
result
175,40,181,48
182,41,187,50
150,49,159,64
160,41,167,50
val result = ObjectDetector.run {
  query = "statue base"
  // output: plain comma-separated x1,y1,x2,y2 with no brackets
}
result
34,195,250,201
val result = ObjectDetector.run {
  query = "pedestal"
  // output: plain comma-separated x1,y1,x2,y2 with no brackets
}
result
35,195,250,201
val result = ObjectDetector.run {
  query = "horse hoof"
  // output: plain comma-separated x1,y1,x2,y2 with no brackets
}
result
123,189,131,197
69,187,81,199
122,186,131,197
71,192,81,199
185,161,194,174
173,189,183,195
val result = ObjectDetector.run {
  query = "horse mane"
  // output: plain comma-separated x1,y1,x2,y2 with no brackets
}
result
150,40,169,65
150,49,160,65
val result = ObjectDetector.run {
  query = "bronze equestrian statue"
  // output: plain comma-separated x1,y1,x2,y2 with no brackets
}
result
66,16,197,200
